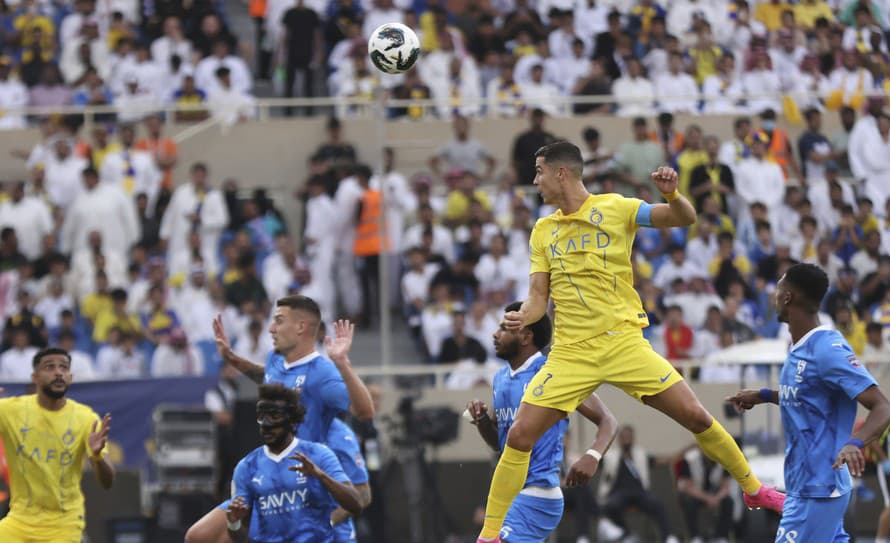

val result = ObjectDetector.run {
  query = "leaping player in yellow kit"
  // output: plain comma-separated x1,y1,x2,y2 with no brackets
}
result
477,141,785,543
0,347,114,542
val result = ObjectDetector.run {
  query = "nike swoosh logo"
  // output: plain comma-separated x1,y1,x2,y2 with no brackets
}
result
660,372,673,383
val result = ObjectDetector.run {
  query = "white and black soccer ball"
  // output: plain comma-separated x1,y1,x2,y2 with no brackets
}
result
367,22,420,75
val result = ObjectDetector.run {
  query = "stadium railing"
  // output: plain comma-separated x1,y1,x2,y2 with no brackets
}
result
11,90,886,126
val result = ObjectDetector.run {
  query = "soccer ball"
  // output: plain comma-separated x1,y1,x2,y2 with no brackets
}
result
368,23,420,75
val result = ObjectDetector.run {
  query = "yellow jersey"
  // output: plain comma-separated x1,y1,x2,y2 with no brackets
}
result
529,194,649,346
0,395,102,530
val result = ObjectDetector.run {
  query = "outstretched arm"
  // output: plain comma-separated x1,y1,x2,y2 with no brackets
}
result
290,452,363,515
565,393,619,487
648,166,697,228
331,482,372,526
214,314,265,384
834,386,890,477
467,399,500,452
89,414,115,489
726,388,777,411
326,320,375,420
506,272,550,331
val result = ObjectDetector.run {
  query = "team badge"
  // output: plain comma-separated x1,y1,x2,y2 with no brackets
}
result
532,373,553,397
589,208,603,226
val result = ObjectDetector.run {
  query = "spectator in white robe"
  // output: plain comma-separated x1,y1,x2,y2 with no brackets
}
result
702,53,746,114
0,327,38,382
0,58,28,129
262,233,299,304
519,64,564,117
742,49,782,114
655,51,699,113
848,98,882,186
99,122,162,210
59,20,110,85
474,233,518,298
301,176,337,317
768,29,807,95
361,0,404,41
33,278,74,329
734,130,785,219
612,57,656,117
60,167,139,258
194,40,251,96
151,328,206,377
159,162,228,273
856,110,890,214
718,116,751,177
0,181,53,260
95,330,146,379
151,16,194,68
207,67,256,125
59,0,102,47
515,40,560,87
333,169,366,319
233,318,273,364
44,137,89,209
431,54,482,119
57,330,97,381
401,203,456,264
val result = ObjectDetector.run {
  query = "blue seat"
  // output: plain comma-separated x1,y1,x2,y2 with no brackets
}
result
197,340,223,377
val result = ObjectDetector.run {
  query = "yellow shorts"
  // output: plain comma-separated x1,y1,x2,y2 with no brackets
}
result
522,321,684,413
0,515,82,543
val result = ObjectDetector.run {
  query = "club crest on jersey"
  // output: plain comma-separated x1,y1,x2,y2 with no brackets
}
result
795,360,806,383
293,375,306,390
846,354,862,368
589,208,603,226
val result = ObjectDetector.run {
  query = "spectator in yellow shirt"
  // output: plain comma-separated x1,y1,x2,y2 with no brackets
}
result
755,0,792,31
835,306,867,355
92,288,142,342
687,26,723,85
795,0,834,29
444,169,492,226
676,125,709,197
709,231,752,281
80,270,112,323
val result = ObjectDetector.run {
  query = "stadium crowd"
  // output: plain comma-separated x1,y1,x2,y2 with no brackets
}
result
3,0,890,120
0,101,888,387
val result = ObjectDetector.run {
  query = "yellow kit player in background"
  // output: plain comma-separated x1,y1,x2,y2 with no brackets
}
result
478,141,785,542
0,347,114,542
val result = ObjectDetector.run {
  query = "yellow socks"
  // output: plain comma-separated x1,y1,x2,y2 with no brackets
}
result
479,445,531,539
694,418,761,495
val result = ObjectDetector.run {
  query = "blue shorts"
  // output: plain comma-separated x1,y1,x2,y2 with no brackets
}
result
776,494,850,543
500,492,564,543
333,519,356,542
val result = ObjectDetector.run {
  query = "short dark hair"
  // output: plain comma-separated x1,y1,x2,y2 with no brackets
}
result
354,164,373,180
867,322,884,335
583,126,599,141
111,288,128,302
734,116,750,129
33,347,71,368
276,295,322,322
783,263,829,310
191,162,207,174
82,166,98,178
258,383,306,425
505,301,553,351
534,140,583,178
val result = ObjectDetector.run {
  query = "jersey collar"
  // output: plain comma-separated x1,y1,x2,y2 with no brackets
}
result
554,194,595,219
263,437,299,463
789,325,831,352
283,351,319,369
509,351,543,377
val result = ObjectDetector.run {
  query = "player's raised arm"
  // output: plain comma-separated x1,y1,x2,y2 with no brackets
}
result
647,166,697,228
834,385,890,476
565,393,619,487
289,451,363,515
326,319,375,420
88,413,115,489
213,314,265,384
467,399,499,452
